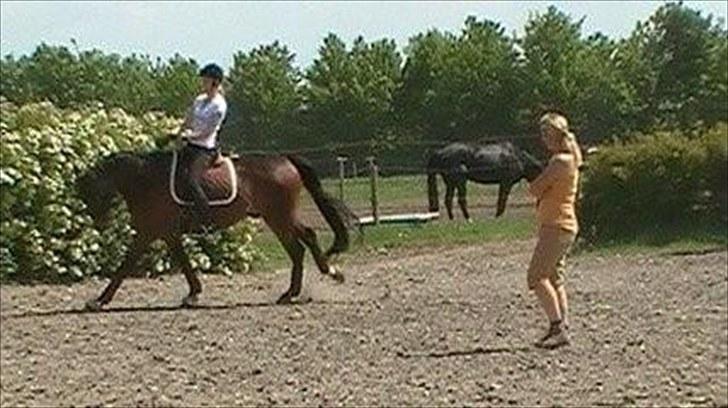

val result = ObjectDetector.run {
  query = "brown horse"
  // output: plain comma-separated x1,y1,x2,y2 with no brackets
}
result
76,149,357,310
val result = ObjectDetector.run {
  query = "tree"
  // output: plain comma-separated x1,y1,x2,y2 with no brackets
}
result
302,34,402,149
0,55,31,104
396,29,453,136
519,6,638,142
398,17,521,143
20,43,83,107
153,55,199,117
571,33,639,140
704,25,728,125
519,7,584,119
617,2,728,129
3,4,724,141
1,43,198,117
225,41,303,151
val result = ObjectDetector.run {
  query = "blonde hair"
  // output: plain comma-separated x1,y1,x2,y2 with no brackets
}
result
539,112,583,167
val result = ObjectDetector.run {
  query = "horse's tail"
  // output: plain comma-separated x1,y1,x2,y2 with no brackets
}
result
287,155,358,258
426,156,440,213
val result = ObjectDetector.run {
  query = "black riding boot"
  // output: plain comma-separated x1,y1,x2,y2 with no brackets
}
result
191,188,213,228
184,145,216,231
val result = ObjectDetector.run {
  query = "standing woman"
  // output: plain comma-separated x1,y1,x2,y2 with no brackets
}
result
527,112,583,349
178,63,228,228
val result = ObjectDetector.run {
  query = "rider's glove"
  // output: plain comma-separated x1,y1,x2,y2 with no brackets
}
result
180,129,195,139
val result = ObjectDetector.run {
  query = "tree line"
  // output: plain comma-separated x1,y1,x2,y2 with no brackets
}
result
2,3,726,156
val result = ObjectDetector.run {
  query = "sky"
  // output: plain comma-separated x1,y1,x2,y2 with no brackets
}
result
1,1,726,70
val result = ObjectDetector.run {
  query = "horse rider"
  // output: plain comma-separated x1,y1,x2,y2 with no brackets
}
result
177,63,228,228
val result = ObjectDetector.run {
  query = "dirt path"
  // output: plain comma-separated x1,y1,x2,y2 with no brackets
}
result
1,241,726,407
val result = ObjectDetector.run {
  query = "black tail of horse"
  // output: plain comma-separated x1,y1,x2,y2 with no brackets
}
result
426,155,440,212
287,155,358,258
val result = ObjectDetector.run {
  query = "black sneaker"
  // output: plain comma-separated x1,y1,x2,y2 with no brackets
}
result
535,321,570,349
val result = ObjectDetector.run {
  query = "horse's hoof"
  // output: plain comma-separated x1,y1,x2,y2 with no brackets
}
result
181,295,199,308
84,299,103,312
328,266,345,283
276,293,293,305
276,292,309,305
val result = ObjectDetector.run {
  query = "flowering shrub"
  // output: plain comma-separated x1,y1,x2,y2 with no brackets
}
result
0,101,258,282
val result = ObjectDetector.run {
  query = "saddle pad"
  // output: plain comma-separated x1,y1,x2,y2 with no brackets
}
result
170,150,238,206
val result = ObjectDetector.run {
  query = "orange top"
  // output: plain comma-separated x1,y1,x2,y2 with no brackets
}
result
528,152,580,233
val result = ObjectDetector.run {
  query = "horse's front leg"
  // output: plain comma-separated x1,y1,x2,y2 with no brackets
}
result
456,179,470,221
166,236,202,307
445,183,456,220
85,238,149,311
496,182,513,217
271,229,306,304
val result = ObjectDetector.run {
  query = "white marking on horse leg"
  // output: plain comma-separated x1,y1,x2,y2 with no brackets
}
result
84,298,103,312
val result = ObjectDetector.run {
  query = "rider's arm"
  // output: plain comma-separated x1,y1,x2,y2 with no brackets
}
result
180,105,194,131
182,104,226,141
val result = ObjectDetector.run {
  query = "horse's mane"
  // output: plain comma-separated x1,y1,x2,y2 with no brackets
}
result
79,150,172,194
98,150,170,175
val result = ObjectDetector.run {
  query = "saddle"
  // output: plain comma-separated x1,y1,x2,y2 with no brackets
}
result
170,150,238,206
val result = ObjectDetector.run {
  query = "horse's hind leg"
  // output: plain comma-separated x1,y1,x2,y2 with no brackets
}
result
456,179,470,221
166,236,202,307
297,224,344,283
272,228,306,304
85,238,148,311
444,181,456,220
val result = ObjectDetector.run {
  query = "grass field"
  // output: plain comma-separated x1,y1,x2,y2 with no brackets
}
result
315,174,531,214
249,174,535,271
249,216,537,271
250,174,726,271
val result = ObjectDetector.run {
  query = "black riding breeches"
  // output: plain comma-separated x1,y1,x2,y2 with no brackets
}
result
182,144,217,222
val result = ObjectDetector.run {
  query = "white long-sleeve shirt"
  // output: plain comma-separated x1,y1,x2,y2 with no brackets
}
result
183,93,227,149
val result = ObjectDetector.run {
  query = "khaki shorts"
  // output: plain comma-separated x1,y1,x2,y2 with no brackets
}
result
527,226,576,290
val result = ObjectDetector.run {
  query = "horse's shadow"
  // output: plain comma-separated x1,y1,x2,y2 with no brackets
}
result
1,296,380,320
396,345,532,359
1,300,287,320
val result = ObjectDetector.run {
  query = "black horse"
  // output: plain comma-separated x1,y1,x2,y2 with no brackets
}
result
427,141,543,220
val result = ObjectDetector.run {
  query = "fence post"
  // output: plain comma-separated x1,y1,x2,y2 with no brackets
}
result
337,156,348,201
352,161,358,178
367,156,379,225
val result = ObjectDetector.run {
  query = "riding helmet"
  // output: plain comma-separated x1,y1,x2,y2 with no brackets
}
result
199,63,224,81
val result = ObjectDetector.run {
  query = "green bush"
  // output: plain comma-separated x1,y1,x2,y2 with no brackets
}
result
702,124,728,219
0,101,258,283
580,123,728,242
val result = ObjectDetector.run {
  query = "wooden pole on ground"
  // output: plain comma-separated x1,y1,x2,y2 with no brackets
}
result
367,156,379,225
337,156,348,201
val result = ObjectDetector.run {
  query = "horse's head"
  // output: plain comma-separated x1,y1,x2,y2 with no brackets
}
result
76,162,118,229
518,149,544,182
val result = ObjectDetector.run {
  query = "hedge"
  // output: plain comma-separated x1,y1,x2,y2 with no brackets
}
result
580,123,727,242
0,101,258,282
